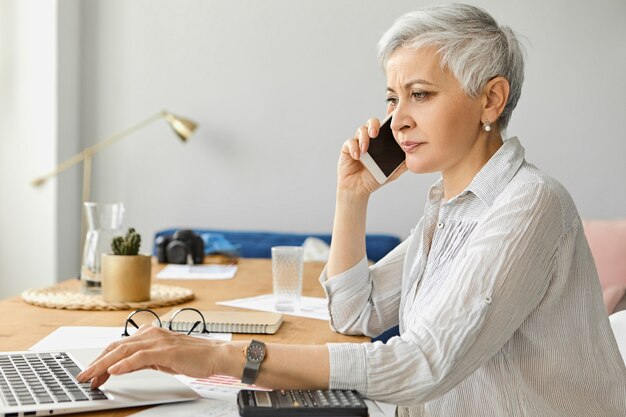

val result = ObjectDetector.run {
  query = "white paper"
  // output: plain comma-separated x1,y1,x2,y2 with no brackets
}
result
365,400,384,417
29,326,232,352
157,264,238,280
375,401,398,416
175,375,269,402
129,398,239,417
29,326,126,351
217,294,330,321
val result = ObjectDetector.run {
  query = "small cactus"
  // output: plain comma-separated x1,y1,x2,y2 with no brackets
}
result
111,228,141,255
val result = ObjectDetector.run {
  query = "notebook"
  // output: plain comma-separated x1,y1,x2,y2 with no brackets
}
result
0,348,198,416
161,309,284,334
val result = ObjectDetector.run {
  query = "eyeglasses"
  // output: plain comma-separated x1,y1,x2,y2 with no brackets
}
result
122,307,210,337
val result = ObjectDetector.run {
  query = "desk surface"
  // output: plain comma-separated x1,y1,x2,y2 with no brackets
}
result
0,258,367,416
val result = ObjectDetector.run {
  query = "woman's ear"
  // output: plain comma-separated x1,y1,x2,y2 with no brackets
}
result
481,76,510,126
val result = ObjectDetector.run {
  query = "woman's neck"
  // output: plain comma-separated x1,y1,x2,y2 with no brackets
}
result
442,134,503,201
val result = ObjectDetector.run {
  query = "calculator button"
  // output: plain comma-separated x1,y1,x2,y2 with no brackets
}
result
276,392,293,407
296,390,309,407
306,391,318,407
253,391,272,407
314,390,330,407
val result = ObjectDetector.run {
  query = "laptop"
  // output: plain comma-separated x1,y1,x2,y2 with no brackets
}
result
0,348,199,416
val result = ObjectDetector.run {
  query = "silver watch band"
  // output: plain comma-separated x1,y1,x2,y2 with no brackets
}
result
241,359,261,384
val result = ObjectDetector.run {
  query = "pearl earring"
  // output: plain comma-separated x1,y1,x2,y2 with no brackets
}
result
482,121,492,132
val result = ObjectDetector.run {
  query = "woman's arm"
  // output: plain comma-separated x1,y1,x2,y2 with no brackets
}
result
326,190,369,277
326,117,406,277
77,327,331,390
322,238,409,336
218,341,330,390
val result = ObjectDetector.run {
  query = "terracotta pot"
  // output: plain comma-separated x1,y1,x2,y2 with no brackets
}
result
101,254,152,302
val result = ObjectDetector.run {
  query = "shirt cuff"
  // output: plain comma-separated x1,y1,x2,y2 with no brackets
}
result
319,256,370,303
327,343,367,393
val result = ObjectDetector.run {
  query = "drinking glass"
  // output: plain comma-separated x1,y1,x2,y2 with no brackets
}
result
80,202,124,294
271,246,303,311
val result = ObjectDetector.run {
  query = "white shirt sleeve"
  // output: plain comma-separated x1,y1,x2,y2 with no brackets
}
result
319,237,409,337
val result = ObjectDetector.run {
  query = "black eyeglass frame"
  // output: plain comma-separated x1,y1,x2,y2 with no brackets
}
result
122,307,210,337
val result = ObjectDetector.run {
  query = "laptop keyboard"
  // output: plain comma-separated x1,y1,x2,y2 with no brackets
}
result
0,352,108,407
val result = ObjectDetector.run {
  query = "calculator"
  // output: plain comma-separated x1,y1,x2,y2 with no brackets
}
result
237,389,369,417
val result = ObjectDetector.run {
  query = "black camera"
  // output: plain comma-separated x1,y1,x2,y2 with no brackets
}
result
156,229,205,264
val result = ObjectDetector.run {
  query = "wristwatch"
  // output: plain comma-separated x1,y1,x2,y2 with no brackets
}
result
241,340,266,384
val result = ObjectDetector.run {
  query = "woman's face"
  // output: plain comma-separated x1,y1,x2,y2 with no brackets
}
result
385,47,485,176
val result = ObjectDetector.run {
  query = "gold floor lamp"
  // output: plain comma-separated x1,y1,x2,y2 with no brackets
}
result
32,110,197,203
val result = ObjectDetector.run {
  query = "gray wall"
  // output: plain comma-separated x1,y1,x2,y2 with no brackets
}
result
1,0,625,297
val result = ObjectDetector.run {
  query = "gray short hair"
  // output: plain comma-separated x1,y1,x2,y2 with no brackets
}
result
377,4,525,129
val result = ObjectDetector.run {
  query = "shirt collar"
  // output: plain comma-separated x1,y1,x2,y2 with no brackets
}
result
466,137,525,207
426,137,526,207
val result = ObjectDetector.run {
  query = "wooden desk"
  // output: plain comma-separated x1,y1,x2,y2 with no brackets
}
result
0,258,367,416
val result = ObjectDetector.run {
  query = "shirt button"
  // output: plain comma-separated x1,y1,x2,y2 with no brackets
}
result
437,222,444,229
484,296,492,304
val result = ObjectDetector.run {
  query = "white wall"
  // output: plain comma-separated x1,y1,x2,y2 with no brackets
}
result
0,0,81,298
0,0,59,297
1,0,625,297
83,0,626,249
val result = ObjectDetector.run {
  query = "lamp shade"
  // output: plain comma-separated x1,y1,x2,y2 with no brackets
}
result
164,112,197,142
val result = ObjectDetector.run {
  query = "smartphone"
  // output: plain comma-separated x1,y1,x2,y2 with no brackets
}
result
359,113,405,184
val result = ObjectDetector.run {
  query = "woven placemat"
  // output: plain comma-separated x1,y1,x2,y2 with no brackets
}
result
21,284,194,311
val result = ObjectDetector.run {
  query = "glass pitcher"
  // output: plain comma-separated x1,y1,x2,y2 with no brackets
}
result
80,202,124,294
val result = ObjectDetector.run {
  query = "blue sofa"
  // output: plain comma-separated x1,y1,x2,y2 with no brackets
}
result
153,228,401,262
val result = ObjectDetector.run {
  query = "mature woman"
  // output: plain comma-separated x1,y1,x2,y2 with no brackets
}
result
78,4,626,416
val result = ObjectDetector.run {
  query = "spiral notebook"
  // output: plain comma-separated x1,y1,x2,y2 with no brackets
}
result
161,309,284,334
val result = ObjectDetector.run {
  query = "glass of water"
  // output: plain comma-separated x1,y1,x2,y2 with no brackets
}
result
271,246,303,311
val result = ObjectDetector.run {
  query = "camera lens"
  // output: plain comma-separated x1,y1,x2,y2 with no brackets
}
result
166,241,189,264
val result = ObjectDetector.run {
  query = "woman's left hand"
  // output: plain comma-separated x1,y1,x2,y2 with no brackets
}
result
76,325,225,389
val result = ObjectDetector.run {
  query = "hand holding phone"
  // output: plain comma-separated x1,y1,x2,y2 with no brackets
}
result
359,113,406,184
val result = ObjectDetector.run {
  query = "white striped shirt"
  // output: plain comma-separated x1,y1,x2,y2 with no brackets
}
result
321,137,626,416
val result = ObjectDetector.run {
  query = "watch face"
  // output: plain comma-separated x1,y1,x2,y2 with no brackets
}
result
246,342,265,362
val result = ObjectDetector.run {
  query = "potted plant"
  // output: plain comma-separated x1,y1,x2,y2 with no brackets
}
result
101,228,152,303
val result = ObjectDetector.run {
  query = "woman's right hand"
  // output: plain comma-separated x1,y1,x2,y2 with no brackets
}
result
76,326,225,389
337,117,406,196
329,117,406,276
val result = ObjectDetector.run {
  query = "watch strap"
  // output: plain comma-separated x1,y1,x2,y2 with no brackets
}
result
242,358,261,384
